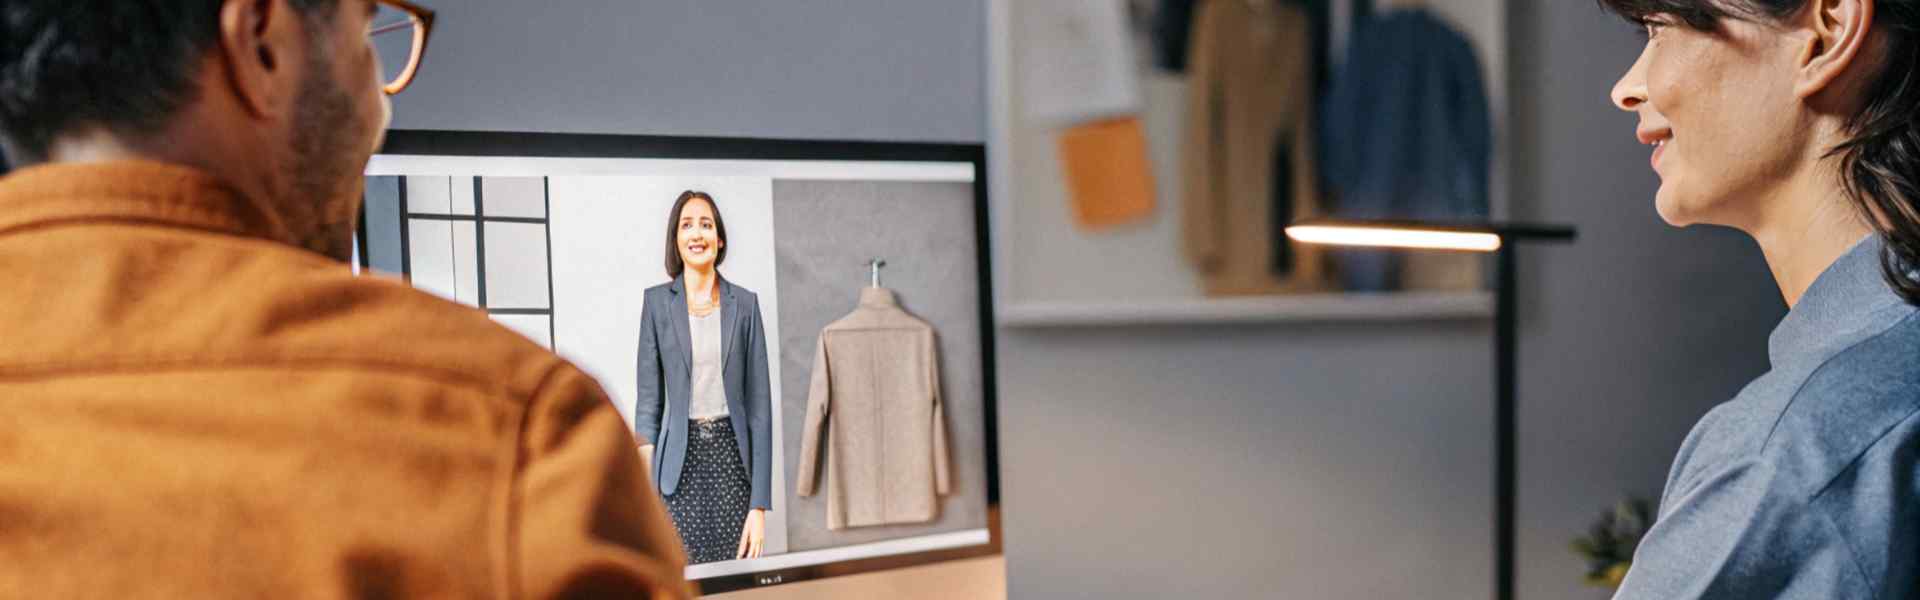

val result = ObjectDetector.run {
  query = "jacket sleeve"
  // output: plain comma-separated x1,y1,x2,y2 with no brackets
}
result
1179,0,1225,273
633,292,664,446
744,297,774,510
928,331,951,496
795,335,832,497
515,363,694,600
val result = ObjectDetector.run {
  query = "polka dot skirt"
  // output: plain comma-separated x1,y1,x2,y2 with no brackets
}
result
665,417,752,564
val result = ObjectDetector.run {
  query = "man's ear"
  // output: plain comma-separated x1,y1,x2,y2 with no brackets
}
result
1795,0,1877,100
215,0,302,119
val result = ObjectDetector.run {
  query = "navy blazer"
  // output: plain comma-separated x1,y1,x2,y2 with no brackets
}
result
633,275,773,510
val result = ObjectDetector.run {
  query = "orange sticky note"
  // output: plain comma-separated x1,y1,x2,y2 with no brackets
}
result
1056,116,1156,229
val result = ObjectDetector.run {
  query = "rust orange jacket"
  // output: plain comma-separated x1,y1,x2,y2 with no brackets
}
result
0,161,692,599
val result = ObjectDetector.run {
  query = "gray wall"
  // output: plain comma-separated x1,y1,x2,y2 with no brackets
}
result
399,2,1786,598
388,0,982,143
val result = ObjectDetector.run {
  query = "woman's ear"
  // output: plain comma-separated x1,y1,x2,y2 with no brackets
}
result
1795,0,1876,101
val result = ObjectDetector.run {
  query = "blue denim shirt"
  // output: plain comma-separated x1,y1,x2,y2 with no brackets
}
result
1615,235,1920,599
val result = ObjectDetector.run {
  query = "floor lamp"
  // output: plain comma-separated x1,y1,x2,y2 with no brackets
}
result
1286,218,1577,600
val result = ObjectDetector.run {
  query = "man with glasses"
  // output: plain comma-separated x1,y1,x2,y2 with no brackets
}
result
0,2,692,597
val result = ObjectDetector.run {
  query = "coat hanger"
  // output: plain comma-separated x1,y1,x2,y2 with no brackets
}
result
868,258,887,288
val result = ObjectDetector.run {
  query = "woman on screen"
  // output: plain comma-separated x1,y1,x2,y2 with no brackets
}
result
633,190,774,563
1601,0,1920,597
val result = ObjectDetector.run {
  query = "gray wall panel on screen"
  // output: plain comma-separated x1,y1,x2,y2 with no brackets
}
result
385,0,985,143
771,180,989,552
364,176,405,275
1507,3,1781,599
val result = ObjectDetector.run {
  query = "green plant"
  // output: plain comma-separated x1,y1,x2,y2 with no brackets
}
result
1569,497,1654,588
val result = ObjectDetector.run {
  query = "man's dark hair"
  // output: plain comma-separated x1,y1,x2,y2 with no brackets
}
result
663,190,729,280
0,1,336,164
1598,0,1920,303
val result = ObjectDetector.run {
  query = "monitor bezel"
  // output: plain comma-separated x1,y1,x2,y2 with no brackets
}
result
360,129,1000,594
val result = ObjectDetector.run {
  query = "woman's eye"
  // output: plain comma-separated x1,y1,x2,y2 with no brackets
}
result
1643,18,1670,39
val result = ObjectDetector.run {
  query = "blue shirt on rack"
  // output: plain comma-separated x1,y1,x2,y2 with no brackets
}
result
1615,235,1920,599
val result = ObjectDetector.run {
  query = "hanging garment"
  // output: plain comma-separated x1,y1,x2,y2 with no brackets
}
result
1058,116,1157,230
1318,9,1492,291
796,287,952,530
1181,0,1326,296
1151,0,1197,72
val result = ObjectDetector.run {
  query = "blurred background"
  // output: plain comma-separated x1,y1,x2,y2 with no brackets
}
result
12,0,1774,598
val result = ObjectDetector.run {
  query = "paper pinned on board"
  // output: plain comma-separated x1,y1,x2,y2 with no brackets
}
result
1018,0,1142,126
1056,116,1156,230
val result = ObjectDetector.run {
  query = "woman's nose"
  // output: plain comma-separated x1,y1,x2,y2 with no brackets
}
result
1612,50,1650,111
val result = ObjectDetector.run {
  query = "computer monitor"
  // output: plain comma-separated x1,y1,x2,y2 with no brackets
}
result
356,130,997,593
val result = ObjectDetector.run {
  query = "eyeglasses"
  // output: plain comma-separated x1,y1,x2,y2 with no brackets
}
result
370,0,435,95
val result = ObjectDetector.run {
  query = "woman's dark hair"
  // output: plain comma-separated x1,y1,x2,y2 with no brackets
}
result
1601,0,1920,303
663,190,728,279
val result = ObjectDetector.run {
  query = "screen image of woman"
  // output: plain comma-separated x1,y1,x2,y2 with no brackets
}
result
633,191,774,563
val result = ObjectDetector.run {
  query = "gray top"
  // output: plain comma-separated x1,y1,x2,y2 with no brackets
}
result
688,307,729,419
1615,235,1920,599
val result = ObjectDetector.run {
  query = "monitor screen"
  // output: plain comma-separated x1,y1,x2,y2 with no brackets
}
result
356,130,997,592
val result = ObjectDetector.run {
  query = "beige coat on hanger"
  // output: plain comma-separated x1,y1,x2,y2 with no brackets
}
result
1181,0,1326,295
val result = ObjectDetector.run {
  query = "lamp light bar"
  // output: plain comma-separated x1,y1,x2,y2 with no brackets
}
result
1285,224,1503,252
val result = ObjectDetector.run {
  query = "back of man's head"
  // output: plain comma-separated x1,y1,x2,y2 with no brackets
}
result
0,0,389,259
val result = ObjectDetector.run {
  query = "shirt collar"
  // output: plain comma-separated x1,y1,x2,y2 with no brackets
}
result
0,160,295,246
859,287,899,309
1768,234,1913,367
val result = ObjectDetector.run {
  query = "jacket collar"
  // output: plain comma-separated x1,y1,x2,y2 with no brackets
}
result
0,160,295,246
1768,234,1916,368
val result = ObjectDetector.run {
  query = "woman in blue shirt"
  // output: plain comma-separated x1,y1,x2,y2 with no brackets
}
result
1602,0,1920,598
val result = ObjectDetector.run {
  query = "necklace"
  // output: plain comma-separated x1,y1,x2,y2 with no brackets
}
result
688,288,719,316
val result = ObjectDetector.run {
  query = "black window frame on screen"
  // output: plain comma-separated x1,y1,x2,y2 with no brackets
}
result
354,130,997,594
360,173,557,349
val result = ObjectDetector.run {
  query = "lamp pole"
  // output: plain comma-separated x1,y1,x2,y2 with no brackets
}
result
1495,243,1517,600
1285,218,1574,600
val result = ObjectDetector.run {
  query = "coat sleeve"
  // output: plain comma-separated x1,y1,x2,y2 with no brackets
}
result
928,331,951,496
633,291,664,446
795,335,832,497
515,363,694,600
744,296,774,510
1179,0,1225,273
